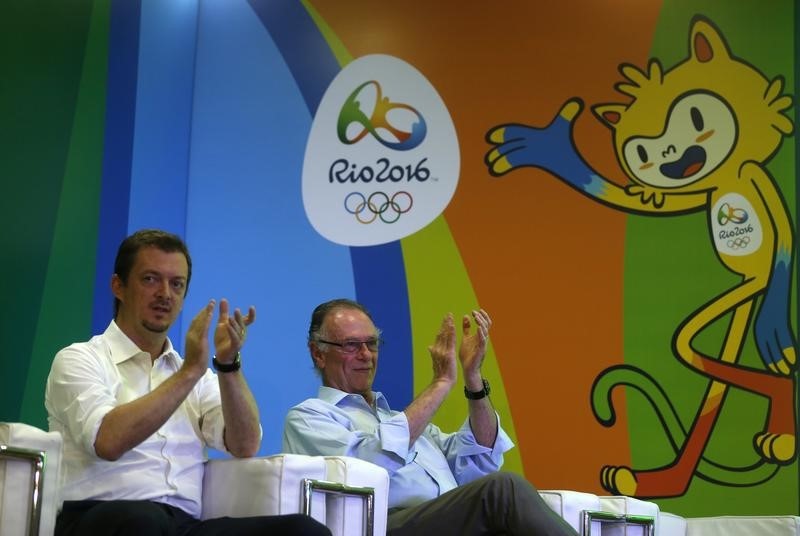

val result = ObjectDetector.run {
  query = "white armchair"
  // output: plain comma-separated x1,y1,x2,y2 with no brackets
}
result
539,488,800,536
0,422,389,536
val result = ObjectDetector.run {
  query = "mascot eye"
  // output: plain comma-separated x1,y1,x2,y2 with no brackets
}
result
691,106,704,131
637,144,649,163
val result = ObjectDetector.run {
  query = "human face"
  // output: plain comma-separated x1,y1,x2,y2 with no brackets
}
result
312,307,379,402
112,246,188,350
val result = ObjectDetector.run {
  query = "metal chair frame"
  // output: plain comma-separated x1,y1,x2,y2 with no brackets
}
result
582,509,655,536
0,444,47,536
302,478,375,536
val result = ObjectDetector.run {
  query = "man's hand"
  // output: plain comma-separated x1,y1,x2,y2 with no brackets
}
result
404,314,460,446
459,308,497,448
214,299,256,363
428,313,458,388
182,300,215,378
459,309,492,388
204,299,261,457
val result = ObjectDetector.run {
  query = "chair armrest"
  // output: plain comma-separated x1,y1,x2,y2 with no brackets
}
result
0,422,63,536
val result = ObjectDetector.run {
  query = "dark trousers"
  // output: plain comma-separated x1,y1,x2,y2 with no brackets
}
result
55,500,331,536
386,472,579,536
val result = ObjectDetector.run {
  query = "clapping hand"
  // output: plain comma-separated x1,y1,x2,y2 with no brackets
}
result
214,298,256,363
458,309,491,380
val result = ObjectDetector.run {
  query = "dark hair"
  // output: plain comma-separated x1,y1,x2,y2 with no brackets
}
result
113,229,192,316
308,298,374,342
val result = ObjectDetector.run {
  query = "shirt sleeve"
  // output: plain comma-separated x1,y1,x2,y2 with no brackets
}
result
427,414,515,486
282,400,412,476
45,345,118,458
195,369,228,452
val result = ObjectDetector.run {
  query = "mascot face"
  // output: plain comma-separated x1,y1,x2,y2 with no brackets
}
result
593,19,793,193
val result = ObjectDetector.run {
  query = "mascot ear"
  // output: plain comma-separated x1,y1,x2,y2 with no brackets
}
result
592,104,626,129
690,16,731,64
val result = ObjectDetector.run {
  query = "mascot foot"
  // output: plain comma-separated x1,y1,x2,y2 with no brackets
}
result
754,432,796,464
600,465,638,495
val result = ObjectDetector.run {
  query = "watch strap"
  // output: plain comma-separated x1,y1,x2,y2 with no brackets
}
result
464,378,490,400
213,352,241,373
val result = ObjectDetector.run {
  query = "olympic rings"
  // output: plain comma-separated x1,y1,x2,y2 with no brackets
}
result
345,192,377,223
726,236,750,250
344,191,413,224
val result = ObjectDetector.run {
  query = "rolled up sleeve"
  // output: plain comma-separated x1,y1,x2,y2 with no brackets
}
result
431,415,515,485
45,346,119,458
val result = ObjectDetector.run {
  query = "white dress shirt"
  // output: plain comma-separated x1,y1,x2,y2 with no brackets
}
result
283,386,514,509
45,321,227,518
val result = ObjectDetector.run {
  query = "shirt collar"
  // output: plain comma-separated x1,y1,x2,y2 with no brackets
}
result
317,385,390,411
104,320,177,365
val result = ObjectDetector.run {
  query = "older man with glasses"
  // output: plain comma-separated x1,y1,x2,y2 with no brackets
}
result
282,298,578,536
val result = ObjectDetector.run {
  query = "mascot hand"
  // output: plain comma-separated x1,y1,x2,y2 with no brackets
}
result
625,184,665,208
485,99,583,176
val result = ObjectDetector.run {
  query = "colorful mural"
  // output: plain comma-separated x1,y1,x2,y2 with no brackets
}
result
487,15,797,499
1,0,796,520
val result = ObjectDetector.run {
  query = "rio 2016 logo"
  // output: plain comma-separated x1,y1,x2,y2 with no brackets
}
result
303,54,459,246
711,193,762,257
337,80,427,151
716,202,748,226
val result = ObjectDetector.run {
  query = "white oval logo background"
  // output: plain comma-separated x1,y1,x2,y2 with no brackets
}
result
303,54,460,246
711,192,762,257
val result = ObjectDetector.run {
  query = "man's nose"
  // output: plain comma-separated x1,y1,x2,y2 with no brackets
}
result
155,279,171,298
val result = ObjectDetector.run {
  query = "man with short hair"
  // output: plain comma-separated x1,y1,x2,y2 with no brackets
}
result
283,298,578,535
46,229,329,535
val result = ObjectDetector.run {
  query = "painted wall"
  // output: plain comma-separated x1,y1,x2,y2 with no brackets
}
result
1,0,797,519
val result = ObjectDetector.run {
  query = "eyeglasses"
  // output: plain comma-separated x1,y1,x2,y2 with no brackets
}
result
317,338,382,354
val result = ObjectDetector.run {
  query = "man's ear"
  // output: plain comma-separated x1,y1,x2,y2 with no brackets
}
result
309,342,325,370
110,274,124,301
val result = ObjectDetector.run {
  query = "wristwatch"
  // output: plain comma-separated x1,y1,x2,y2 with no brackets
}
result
464,379,491,400
212,352,241,373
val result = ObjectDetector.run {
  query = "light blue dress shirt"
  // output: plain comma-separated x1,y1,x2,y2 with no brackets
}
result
283,386,514,509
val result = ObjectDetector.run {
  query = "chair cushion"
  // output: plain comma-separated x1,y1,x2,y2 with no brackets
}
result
687,515,800,536
659,511,688,536
201,454,328,522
